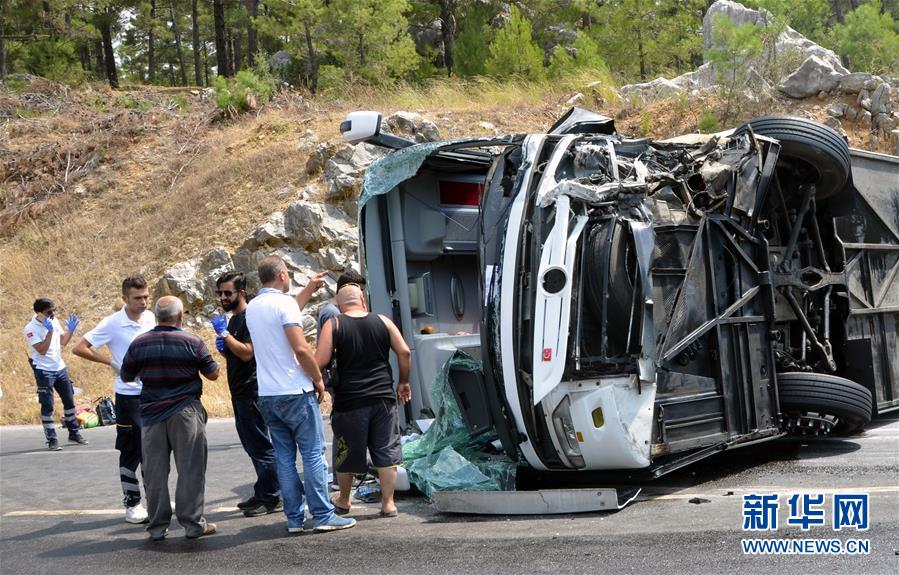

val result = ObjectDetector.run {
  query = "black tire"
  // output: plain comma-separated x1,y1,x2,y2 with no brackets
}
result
777,372,873,435
733,116,851,200
585,221,635,326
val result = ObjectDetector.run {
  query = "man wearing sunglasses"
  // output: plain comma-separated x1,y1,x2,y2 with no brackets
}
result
23,298,87,450
210,271,282,517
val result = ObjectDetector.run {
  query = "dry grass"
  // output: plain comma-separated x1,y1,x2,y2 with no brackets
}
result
1,72,891,425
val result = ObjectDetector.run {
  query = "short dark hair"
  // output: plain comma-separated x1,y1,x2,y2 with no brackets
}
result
216,271,246,292
337,270,366,292
258,256,285,285
121,276,148,294
33,298,54,314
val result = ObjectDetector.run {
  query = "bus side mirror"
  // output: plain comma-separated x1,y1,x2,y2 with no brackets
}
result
339,111,416,149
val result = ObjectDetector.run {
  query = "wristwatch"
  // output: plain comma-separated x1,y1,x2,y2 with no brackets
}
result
220,330,231,339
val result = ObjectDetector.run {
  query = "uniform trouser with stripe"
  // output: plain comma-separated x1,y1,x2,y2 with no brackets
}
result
142,401,209,539
115,393,144,507
34,368,80,441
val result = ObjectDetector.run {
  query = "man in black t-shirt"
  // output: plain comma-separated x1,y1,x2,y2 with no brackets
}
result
211,271,282,517
315,283,412,518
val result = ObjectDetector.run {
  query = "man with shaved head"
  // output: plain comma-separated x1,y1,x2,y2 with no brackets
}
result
120,296,221,541
315,279,412,518
246,255,356,534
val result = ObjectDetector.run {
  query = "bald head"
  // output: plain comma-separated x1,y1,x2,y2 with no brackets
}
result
155,296,184,325
336,284,366,312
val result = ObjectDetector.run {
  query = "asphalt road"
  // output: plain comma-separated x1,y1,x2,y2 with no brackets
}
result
1,415,897,575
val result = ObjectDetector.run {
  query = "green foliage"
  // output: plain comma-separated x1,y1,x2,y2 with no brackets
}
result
485,5,544,81
830,1,899,75
745,0,831,44
213,68,276,116
316,65,348,94
698,109,721,133
639,110,653,135
454,2,495,77
706,14,764,122
8,39,86,84
323,0,420,84
547,33,608,78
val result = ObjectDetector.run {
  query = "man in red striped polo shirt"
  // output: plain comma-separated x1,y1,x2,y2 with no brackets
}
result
120,295,220,541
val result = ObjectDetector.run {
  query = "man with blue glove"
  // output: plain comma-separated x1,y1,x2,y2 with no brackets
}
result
23,298,88,450
212,271,282,517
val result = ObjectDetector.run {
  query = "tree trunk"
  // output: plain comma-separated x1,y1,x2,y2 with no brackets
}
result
245,0,258,68
0,0,7,79
438,0,455,75
169,1,188,85
637,28,646,81
192,0,202,85
303,20,318,92
213,0,230,76
203,40,210,85
232,30,242,73
93,39,105,77
100,12,118,88
148,0,156,83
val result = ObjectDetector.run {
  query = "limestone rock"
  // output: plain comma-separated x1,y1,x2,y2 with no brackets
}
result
839,72,878,94
873,113,896,138
890,130,899,155
246,211,288,249
157,259,205,307
870,83,892,116
826,103,848,118
777,55,842,99
384,111,441,143
306,142,337,175
620,77,684,104
322,143,387,200
283,200,357,251
704,1,847,75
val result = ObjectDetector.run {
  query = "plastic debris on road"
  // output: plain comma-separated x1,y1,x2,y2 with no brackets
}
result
402,352,516,499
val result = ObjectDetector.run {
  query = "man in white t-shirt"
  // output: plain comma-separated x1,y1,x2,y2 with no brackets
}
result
23,298,87,451
245,256,355,534
73,276,155,525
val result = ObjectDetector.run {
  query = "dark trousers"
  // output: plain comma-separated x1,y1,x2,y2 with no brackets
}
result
232,398,280,504
115,393,143,507
34,368,80,441
142,402,209,539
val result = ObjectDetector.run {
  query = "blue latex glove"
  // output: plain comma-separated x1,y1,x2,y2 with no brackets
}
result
211,314,228,336
215,336,226,353
66,313,79,333
42,317,54,331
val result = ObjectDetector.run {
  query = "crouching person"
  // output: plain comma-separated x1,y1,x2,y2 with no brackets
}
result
315,282,412,517
120,296,220,541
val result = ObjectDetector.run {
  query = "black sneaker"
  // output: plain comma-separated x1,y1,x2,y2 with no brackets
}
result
68,435,89,445
237,496,264,511
244,500,283,517
47,438,62,451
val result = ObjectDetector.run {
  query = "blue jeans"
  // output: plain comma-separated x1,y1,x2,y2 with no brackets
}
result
258,393,334,529
34,368,80,441
232,398,280,504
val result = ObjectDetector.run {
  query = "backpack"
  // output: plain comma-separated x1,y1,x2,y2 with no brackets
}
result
95,396,117,426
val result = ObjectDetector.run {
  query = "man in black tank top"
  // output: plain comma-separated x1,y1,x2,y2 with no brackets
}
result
315,284,411,517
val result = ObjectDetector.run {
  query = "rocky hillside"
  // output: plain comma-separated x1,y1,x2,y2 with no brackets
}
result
1,1,896,424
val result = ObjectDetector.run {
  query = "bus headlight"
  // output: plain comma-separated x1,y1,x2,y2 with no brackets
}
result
551,396,585,468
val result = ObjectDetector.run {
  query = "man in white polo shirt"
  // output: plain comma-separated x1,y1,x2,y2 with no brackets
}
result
73,276,155,524
23,297,87,451
245,256,355,534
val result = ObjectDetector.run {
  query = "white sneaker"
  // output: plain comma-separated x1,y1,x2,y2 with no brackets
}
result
125,504,149,524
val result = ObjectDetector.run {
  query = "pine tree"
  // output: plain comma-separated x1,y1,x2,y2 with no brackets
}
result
485,5,544,80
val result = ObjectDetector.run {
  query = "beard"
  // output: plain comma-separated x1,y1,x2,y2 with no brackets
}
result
221,298,239,312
